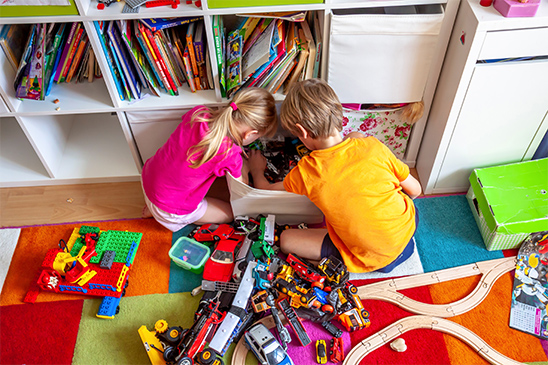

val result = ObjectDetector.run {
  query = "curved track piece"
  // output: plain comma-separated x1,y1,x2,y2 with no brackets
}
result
344,315,522,365
357,257,516,317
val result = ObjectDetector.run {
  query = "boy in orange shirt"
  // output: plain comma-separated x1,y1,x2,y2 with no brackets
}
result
248,79,422,273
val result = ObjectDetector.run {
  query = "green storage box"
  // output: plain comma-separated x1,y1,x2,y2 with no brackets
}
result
169,237,210,274
207,0,322,8
467,158,548,251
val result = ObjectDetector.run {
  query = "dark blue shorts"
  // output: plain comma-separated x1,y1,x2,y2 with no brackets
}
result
321,210,419,273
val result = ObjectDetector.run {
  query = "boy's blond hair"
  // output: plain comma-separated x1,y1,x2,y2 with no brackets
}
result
280,79,343,139
189,88,277,168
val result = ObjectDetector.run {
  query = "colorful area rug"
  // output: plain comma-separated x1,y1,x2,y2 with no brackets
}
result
0,195,546,365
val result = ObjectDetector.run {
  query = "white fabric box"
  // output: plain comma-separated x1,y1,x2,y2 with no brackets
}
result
126,110,190,163
226,172,324,225
328,5,444,103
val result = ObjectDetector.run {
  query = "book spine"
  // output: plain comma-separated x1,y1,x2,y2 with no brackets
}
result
212,15,226,97
46,26,66,96
54,22,77,82
142,26,177,95
155,33,182,88
185,23,200,89
134,27,164,91
182,47,196,93
60,27,84,83
140,16,202,32
109,38,132,101
66,34,87,83
93,21,124,101
110,24,140,99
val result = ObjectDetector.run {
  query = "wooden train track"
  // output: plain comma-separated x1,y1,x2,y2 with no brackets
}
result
357,256,517,317
343,315,522,365
231,257,519,365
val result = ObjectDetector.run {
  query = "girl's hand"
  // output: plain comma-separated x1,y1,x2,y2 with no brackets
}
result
247,150,267,174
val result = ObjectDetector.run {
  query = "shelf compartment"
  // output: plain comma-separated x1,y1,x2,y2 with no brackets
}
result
0,22,114,115
0,117,52,186
81,0,202,18
18,112,139,181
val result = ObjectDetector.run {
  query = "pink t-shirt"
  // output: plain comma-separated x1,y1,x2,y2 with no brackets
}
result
142,106,243,215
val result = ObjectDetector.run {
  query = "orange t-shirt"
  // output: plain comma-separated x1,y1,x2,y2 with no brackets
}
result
283,137,416,273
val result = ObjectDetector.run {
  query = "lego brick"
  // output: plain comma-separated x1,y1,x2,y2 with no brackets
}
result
100,250,116,269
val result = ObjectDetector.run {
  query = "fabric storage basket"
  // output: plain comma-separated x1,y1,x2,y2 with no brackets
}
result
126,110,189,163
226,172,324,225
341,106,412,159
328,5,444,104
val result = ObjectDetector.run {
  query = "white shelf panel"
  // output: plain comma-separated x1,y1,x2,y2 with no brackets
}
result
0,117,51,185
19,113,140,180
118,88,218,110
13,78,114,115
0,95,9,114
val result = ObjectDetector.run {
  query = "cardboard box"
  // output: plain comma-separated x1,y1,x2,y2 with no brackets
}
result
207,0,322,8
467,158,548,251
226,172,324,225
493,0,540,18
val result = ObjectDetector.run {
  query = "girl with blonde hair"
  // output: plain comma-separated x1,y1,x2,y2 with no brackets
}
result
142,87,277,232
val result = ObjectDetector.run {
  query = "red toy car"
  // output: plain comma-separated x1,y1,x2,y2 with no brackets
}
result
203,239,241,282
287,253,326,288
193,223,235,242
330,337,344,363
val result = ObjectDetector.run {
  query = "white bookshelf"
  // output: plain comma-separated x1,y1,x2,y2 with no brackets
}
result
0,0,459,187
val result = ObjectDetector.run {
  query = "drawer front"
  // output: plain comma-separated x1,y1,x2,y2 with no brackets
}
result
479,27,548,60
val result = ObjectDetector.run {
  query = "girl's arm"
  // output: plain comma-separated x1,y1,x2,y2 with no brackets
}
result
248,150,286,191
400,174,422,199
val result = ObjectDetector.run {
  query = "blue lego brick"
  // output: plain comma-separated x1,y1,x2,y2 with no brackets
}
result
59,285,88,293
97,295,122,318
125,242,138,265
88,283,117,292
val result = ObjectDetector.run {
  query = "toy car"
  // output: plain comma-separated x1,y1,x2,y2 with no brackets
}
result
316,339,327,364
329,337,344,363
244,323,294,365
203,239,241,282
193,223,235,242
287,253,326,287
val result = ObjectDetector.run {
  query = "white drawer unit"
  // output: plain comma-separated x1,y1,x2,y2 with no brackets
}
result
417,0,548,194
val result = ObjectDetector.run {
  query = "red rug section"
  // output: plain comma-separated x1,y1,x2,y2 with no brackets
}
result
349,279,451,365
0,299,83,364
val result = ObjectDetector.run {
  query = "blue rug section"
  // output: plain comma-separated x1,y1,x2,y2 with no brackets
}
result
168,224,203,293
414,195,504,272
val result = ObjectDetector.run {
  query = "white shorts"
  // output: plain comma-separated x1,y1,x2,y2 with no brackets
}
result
143,193,208,232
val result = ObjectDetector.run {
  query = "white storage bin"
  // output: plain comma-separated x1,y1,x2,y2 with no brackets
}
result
328,5,444,104
126,110,190,164
226,172,324,225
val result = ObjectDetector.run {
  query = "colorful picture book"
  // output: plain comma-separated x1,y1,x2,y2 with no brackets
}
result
510,231,548,340
12,22,97,101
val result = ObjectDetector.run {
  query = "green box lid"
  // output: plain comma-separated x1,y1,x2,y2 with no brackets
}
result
470,158,548,235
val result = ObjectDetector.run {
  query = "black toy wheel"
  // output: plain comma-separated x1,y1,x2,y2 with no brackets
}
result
163,346,176,362
361,309,369,319
115,306,120,315
177,356,192,365
349,285,358,294
198,349,216,365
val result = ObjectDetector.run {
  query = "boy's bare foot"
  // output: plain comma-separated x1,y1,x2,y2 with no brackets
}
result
142,205,153,219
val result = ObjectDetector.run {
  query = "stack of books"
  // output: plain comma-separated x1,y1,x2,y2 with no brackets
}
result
7,23,100,101
95,17,213,102
213,11,323,99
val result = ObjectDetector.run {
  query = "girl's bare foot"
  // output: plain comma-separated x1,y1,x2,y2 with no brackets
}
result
142,205,153,219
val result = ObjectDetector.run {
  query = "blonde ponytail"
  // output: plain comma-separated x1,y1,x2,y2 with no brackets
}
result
188,88,277,168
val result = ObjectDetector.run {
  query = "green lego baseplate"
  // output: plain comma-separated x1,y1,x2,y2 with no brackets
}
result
70,226,143,265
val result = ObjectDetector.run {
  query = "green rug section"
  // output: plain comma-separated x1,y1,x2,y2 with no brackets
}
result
72,293,200,364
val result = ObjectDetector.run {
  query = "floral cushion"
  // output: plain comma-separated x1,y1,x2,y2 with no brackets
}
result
340,107,411,159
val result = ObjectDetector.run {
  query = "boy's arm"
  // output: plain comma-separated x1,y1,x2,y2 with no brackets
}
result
400,174,422,199
248,150,286,191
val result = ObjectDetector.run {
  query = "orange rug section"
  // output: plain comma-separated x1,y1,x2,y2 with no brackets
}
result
0,219,172,306
429,272,547,364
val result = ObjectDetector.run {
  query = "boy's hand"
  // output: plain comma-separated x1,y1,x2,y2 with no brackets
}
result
247,150,267,174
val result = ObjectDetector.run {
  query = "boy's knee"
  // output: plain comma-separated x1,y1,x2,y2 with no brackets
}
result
279,230,292,254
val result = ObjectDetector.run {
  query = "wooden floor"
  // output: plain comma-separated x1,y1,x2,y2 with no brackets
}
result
1,169,420,228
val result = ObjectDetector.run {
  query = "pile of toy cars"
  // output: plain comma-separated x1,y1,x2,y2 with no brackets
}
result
139,215,370,365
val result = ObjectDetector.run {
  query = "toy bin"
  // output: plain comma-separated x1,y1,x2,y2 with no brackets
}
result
466,158,548,251
169,237,211,273
328,4,444,103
